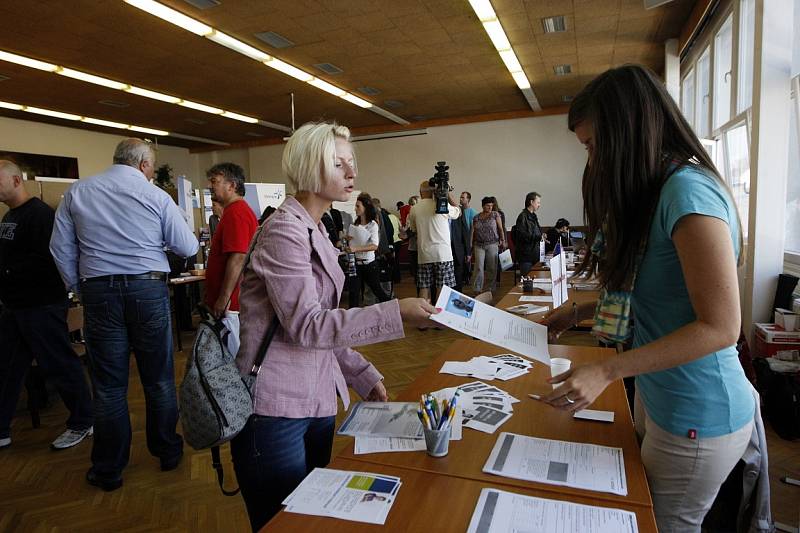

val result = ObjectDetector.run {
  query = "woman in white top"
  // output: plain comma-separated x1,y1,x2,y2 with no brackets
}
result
346,195,391,307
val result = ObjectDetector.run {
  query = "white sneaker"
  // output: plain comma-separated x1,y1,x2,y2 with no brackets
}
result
51,427,93,450
0,436,10,449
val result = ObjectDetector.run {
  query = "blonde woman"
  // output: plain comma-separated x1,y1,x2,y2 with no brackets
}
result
231,122,435,531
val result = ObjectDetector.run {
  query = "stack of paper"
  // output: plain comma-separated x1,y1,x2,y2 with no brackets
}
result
439,354,532,381
431,381,518,434
282,468,401,525
466,488,639,533
482,432,628,495
342,401,463,455
505,303,549,315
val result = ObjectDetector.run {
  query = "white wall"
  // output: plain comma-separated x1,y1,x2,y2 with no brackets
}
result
0,116,194,180
237,114,587,227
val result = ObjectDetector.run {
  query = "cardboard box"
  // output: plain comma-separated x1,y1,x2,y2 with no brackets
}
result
753,323,800,357
775,308,798,331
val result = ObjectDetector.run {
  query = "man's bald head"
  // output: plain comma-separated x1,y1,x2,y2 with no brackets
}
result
0,159,28,208
419,179,433,199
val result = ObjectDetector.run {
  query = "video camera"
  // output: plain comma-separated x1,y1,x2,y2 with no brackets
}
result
428,161,452,214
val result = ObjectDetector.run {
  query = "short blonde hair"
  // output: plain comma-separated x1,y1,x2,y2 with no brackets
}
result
282,122,353,193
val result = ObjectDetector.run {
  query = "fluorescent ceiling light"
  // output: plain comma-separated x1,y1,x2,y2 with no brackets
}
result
511,71,531,90
482,20,511,51
179,99,223,114
542,16,567,33
498,50,522,73
340,93,373,109
221,111,259,123
0,50,58,72
57,68,130,90
308,78,345,97
82,117,130,129
130,125,170,136
123,0,408,124
26,106,81,120
124,0,213,36
469,0,540,111
0,101,24,110
467,0,496,22
208,31,272,62
264,58,313,81
126,85,182,104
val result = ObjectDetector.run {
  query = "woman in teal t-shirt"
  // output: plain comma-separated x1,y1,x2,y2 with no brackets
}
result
542,65,754,533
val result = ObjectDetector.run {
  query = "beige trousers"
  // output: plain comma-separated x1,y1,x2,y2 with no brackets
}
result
634,393,752,533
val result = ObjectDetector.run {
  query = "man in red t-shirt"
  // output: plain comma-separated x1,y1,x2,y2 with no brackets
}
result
204,163,258,318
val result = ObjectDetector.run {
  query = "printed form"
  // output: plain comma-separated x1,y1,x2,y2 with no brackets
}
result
431,286,551,366
483,432,628,496
466,488,638,533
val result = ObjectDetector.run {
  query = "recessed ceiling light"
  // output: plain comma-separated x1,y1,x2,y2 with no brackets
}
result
254,31,295,49
182,0,220,9
358,86,381,96
542,15,567,33
184,117,207,124
98,99,130,108
0,74,9,82
314,63,343,75
245,132,264,137
383,100,405,109
411,115,427,121
553,64,572,76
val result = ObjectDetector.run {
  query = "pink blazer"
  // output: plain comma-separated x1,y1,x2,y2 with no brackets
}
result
236,196,404,418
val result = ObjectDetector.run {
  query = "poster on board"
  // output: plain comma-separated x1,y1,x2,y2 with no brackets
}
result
244,183,286,218
176,176,195,230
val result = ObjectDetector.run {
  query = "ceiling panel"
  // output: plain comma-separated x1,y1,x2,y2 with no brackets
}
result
0,0,695,148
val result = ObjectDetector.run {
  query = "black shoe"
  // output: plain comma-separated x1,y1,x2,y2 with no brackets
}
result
86,469,122,492
160,452,183,472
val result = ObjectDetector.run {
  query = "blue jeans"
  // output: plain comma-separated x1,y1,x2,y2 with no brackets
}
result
0,299,93,438
231,415,335,532
80,277,182,479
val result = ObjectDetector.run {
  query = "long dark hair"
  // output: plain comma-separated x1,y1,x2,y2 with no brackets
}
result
568,64,742,291
355,194,378,225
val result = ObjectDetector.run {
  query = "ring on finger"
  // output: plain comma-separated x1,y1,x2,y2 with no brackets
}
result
565,394,576,404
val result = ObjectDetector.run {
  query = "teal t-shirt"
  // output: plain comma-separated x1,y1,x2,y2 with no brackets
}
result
633,165,754,438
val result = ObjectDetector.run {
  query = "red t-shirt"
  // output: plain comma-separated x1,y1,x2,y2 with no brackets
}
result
399,204,411,226
204,199,258,311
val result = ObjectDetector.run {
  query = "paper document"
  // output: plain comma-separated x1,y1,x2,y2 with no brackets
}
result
347,224,371,247
549,248,569,308
483,432,628,495
466,488,639,533
354,437,426,454
574,409,615,423
432,382,519,434
506,304,549,315
282,468,401,525
440,355,532,382
338,402,424,439
518,295,553,303
430,286,550,365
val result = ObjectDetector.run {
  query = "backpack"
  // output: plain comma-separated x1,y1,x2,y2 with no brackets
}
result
178,224,310,495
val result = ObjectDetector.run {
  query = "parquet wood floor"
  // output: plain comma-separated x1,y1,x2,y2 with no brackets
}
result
1,273,797,531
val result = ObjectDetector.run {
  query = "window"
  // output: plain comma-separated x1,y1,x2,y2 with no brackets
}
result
682,68,696,130
714,15,734,129
785,76,800,254
696,47,712,138
724,122,750,238
737,0,755,113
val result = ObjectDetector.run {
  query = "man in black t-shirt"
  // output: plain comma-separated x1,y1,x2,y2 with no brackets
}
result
0,160,93,451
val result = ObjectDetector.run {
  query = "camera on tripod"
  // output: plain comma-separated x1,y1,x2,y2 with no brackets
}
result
428,161,451,214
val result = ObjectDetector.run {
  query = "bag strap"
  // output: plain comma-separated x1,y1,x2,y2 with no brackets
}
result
211,445,240,496
247,226,315,377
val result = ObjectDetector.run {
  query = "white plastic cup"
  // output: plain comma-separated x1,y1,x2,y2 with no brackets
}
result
550,358,572,389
